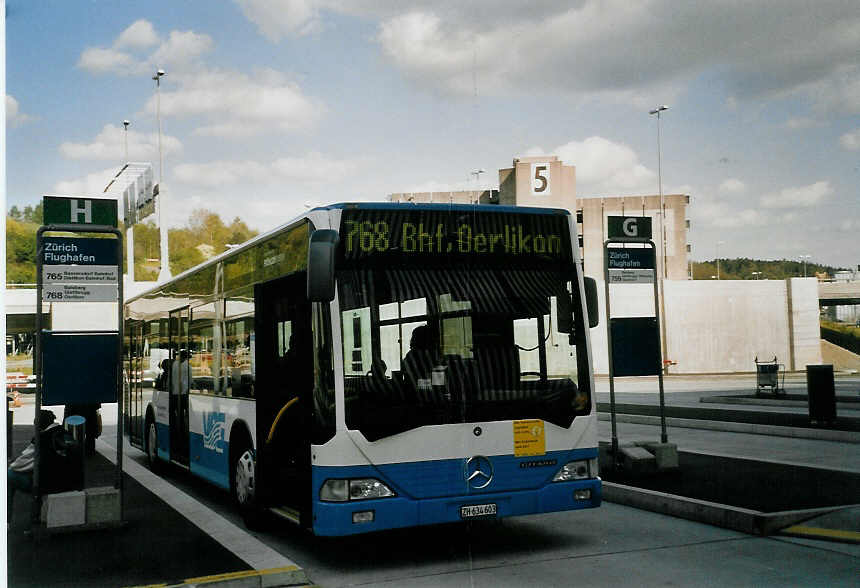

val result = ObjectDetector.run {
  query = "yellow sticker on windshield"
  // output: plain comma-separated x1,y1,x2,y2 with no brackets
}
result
513,419,546,457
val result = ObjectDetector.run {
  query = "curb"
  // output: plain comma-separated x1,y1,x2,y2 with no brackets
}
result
602,481,859,537
125,565,313,588
597,412,860,443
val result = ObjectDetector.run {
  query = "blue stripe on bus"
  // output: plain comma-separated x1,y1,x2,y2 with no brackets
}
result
311,448,600,536
156,423,170,462
189,432,231,490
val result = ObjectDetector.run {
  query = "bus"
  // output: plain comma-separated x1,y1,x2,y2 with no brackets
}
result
123,202,601,536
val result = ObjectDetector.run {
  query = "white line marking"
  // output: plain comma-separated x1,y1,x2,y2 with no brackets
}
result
96,438,298,571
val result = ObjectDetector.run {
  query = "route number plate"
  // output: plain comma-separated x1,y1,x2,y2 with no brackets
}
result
460,503,497,519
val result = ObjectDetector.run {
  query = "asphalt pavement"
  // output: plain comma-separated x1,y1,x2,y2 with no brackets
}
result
6,373,859,587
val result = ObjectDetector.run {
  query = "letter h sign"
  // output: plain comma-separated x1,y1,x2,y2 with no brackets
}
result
42,195,118,228
70,199,93,223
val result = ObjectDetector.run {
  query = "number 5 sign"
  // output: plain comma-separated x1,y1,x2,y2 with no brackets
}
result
531,162,551,196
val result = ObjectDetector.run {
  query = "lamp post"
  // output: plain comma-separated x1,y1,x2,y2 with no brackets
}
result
649,105,669,278
716,240,725,280
152,69,171,282
471,169,485,203
799,255,811,278
122,120,130,163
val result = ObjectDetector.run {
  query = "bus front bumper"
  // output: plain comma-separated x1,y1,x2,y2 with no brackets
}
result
312,478,601,536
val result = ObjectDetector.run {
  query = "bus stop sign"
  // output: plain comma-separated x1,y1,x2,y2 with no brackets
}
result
608,216,652,241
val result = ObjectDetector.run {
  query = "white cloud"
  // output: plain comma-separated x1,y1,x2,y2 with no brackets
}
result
173,152,357,187
115,19,160,49
142,68,324,137
6,95,33,127
149,30,214,70
77,47,136,74
527,136,657,196
242,2,860,112
719,178,746,193
234,0,322,40
784,117,817,130
840,128,860,150
59,124,182,161
79,21,321,137
760,181,833,208
52,167,122,197
77,20,213,75
712,208,766,228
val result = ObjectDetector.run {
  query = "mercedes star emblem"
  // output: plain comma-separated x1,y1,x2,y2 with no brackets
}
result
464,455,494,489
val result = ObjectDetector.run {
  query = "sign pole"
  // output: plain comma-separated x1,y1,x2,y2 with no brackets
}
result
603,242,620,465
36,195,125,527
652,249,668,443
604,215,671,462
32,229,45,523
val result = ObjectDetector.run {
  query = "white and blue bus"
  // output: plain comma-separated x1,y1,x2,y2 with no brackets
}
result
124,202,601,536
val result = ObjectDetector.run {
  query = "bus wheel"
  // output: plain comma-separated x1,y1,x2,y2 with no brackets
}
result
233,448,256,509
232,445,266,529
146,419,160,472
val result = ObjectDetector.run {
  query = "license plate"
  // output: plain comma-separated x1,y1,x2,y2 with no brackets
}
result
460,503,497,519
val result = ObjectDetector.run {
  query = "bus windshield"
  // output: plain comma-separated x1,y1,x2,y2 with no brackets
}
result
336,208,591,441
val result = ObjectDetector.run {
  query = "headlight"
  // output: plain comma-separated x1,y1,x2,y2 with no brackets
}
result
552,458,598,482
320,478,396,502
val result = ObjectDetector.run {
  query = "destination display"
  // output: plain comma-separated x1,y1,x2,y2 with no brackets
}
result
607,247,655,270
42,237,119,266
339,209,571,264
42,283,118,302
43,265,118,284
608,269,654,284
607,246,655,284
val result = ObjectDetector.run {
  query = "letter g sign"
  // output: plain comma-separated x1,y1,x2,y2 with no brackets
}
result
622,218,638,237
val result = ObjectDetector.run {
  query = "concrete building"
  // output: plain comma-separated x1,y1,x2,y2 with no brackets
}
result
389,155,822,373
391,156,692,280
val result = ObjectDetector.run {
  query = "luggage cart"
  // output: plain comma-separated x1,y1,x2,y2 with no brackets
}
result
754,356,785,396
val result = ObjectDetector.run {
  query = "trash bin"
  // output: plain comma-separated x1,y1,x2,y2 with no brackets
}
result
63,415,86,490
806,364,836,424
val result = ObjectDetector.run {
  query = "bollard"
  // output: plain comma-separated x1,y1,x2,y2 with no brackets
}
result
64,415,86,490
806,364,836,425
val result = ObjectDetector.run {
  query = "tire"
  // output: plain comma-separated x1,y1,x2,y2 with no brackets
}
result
146,419,161,472
232,442,266,529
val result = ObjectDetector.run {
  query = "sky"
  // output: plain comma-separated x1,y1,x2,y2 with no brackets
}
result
4,0,859,268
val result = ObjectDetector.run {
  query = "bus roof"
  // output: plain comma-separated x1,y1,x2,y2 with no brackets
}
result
311,202,571,216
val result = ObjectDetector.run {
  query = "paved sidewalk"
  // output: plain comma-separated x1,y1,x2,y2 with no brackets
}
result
6,406,310,588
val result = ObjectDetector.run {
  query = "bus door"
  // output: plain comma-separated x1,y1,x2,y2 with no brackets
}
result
169,307,190,467
255,273,313,520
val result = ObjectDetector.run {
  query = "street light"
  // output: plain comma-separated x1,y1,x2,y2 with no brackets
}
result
716,240,725,280
122,120,130,163
471,169,485,203
799,254,811,278
649,105,669,278
152,68,170,282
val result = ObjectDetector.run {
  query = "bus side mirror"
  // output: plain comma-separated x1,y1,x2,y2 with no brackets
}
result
556,294,573,334
307,229,339,302
584,277,599,328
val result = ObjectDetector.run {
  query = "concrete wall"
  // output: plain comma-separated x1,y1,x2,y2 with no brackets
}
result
589,278,822,374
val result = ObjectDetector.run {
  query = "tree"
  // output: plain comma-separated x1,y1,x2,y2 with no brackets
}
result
6,217,37,283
